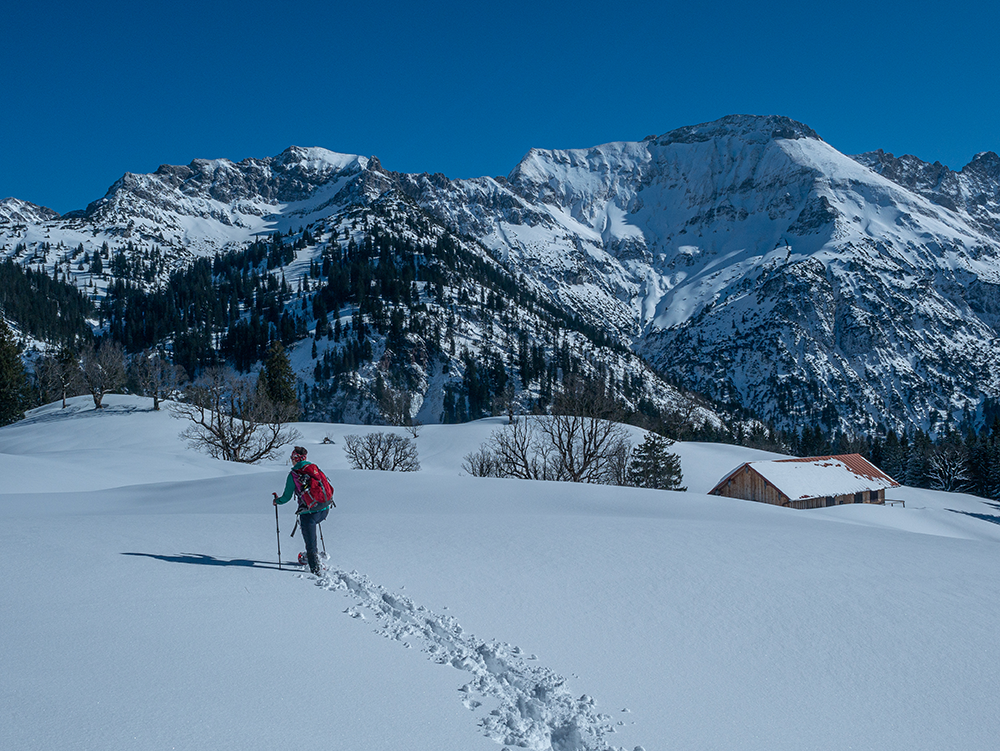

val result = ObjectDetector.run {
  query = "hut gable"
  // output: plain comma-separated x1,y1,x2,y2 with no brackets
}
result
709,454,900,510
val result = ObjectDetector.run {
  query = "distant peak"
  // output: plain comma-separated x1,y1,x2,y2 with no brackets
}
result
272,145,367,172
962,150,1000,178
0,197,61,222
653,114,821,146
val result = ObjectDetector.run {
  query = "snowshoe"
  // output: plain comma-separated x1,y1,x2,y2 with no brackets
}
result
298,551,328,575
298,551,330,566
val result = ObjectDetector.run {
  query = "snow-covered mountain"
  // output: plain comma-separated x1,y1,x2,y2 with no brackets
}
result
411,116,1000,433
5,147,377,259
4,116,999,433
0,196,60,224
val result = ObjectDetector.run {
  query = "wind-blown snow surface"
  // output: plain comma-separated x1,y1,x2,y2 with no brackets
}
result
3,396,1000,751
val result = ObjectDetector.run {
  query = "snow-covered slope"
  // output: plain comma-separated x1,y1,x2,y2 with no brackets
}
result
414,117,1000,433
4,116,1000,432
854,147,1000,239
3,396,1000,751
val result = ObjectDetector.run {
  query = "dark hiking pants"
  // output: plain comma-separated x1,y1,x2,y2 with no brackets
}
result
299,507,330,557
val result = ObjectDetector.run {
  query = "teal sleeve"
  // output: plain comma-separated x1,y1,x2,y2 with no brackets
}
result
274,472,296,505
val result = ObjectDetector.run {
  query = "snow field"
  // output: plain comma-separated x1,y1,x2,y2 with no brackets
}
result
3,395,1000,750
317,567,619,750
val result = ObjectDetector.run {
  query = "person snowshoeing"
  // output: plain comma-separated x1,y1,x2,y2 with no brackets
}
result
272,446,334,575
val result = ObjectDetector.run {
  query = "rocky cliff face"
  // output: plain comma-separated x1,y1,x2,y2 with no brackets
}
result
853,148,1000,239
3,116,999,433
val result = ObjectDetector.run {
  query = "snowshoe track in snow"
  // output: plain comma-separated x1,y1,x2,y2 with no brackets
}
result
311,567,634,751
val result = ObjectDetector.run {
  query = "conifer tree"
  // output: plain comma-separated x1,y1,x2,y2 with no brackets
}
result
258,341,299,417
880,431,907,481
0,320,29,426
987,437,1000,501
906,430,932,487
627,432,686,491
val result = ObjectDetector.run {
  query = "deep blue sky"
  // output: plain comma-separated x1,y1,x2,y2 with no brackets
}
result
3,0,998,214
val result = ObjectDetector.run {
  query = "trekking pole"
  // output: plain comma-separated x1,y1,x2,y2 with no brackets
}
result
319,523,326,555
274,503,282,570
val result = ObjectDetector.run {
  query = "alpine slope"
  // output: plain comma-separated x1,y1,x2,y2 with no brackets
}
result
3,395,1000,750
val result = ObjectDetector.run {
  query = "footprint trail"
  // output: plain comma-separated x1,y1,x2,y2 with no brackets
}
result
311,568,641,751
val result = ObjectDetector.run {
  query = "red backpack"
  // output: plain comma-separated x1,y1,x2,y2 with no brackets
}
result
291,462,335,511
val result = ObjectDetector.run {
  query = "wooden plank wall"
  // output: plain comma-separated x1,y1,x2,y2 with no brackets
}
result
713,467,788,506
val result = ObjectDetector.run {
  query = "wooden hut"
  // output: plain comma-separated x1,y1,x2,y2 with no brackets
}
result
708,454,900,510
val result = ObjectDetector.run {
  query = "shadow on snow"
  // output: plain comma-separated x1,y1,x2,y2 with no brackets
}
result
948,503,1000,526
122,552,293,571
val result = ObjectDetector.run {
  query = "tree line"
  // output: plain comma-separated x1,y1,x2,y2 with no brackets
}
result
0,259,94,346
731,419,1000,500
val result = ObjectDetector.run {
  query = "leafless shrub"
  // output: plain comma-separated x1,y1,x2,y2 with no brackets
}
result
461,446,500,477
344,432,421,471
171,367,301,463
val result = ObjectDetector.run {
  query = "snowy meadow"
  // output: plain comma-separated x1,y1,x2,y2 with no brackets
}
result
2,396,999,751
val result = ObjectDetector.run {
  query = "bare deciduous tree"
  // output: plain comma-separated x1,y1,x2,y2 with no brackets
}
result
492,383,517,424
34,347,85,408
80,340,126,409
461,446,500,477
538,413,631,483
927,445,973,493
343,432,420,471
129,349,185,410
607,437,633,487
464,412,631,486
485,416,554,480
538,376,632,483
171,367,301,463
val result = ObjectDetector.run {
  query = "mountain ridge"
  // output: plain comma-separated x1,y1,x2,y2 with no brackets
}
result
3,115,999,434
